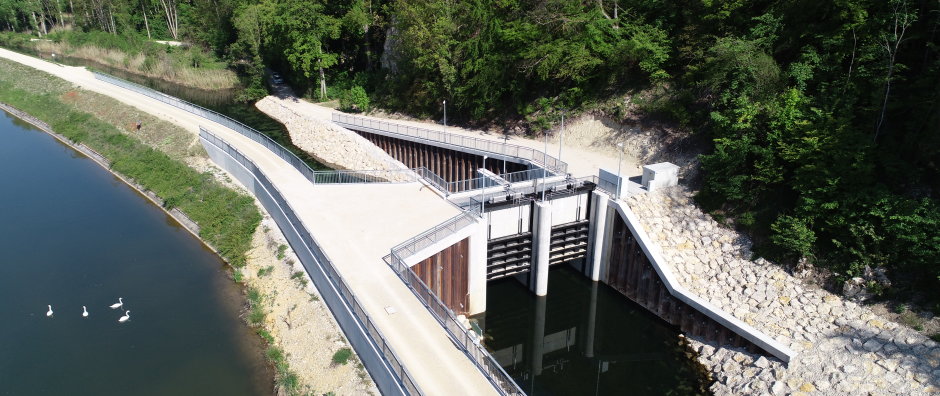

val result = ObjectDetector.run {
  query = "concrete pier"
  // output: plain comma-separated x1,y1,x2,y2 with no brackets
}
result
586,190,609,281
530,201,552,296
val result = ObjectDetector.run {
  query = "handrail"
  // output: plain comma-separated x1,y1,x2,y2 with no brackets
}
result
389,213,524,396
93,71,321,181
332,113,568,175
200,128,424,395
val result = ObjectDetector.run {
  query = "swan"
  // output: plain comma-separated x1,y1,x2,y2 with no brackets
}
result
109,298,123,309
118,311,130,323
46,305,53,317
82,306,88,318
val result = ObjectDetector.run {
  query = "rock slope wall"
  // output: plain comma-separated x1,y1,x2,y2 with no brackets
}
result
626,187,940,395
256,97,407,173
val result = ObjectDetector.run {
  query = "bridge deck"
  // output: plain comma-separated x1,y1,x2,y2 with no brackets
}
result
0,48,498,396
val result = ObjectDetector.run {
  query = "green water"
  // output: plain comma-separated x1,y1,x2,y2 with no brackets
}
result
481,266,712,396
0,111,271,395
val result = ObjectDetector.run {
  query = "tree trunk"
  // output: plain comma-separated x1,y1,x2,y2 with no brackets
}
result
142,3,151,39
159,0,179,40
108,6,116,34
319,63,327,100
32,12,41,37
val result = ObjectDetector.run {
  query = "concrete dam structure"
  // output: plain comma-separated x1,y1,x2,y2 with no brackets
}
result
91,71,794,395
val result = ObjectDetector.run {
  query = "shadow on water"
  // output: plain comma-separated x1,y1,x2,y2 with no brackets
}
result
479,266,711,396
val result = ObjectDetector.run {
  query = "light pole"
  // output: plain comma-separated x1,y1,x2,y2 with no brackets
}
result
502,133,509,175
616,142,624,199
481,155,487,214
558,109,565,162
443,100,447,127
541,131,548,201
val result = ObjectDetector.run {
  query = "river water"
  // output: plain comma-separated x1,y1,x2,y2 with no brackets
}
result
0,111,271,394
481,266,711,395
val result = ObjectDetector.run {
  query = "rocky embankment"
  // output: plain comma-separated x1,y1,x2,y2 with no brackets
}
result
626,187,940,395
256,97,408,176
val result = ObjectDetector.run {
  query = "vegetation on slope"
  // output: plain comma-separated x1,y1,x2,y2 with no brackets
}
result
0,58,260,267
2,1,938,307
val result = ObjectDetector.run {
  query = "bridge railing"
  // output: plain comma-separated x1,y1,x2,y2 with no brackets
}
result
388,212,523,396
200,128,423,395
332,113,568,175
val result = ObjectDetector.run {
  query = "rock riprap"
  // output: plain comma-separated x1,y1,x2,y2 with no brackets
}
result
626,187,940,395
256,97,409,179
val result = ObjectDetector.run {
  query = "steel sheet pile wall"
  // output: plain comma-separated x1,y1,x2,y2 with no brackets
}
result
411,238,470,315
606,213,767,354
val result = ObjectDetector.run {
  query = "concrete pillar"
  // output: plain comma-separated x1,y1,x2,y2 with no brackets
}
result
530,201,551,296
586,190,609,281
467,218,488,315
584,281,598,358
530,295,547,376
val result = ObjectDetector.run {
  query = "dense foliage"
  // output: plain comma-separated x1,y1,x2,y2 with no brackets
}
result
2,1,938,304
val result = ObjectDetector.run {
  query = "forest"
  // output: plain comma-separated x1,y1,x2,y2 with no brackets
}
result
1,0,938,308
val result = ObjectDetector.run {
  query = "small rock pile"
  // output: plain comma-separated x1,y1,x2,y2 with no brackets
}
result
626,187,940,395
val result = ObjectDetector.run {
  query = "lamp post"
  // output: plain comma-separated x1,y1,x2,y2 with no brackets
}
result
443,100,447,127
616,142,624,199
558,109,565,162
541,131,548,201
502,133,509,175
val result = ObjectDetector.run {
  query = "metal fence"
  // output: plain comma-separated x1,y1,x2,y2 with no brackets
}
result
388,213,524,396
499,168,551,184
200,128,422,395
332,113,568,175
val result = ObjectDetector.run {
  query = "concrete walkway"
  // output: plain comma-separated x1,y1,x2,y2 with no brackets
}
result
0,48,498,395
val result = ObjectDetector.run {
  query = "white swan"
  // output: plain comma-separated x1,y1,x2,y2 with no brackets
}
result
109,298,123,309
82,306,89,318
118,311,130,323
46,305,53,317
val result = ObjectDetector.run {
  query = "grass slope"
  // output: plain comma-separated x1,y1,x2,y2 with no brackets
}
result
0,58,260,267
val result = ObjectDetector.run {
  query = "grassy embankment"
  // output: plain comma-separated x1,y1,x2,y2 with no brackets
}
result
0,31,237,90
0,57,327,392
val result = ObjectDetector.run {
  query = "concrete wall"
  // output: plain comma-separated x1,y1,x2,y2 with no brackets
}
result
201,135,413,396
486,204,531,239
548,193,589,226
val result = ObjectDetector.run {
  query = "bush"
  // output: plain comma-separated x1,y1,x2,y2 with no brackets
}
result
339,85,370,112
331,347,352,365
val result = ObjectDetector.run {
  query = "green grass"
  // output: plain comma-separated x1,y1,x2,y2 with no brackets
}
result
232,269,244,283
257,266,274,277
265,346,302,395
0,58,260,268
331,347,352,365
277,244,288,260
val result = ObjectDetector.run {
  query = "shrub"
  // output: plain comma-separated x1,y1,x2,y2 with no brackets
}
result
339,85,370,112
331,347,352,365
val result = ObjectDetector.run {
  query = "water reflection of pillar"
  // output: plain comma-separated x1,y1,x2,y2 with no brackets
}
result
530,295,547,383
584,280,598,358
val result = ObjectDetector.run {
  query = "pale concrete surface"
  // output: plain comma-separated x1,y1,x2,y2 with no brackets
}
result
267,95,644,179
0,48,499,396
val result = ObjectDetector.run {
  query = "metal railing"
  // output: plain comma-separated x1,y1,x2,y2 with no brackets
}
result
200,128,422,395
333,113,568,175
500,168,550,184
93,72,321,179
388,213,523,396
